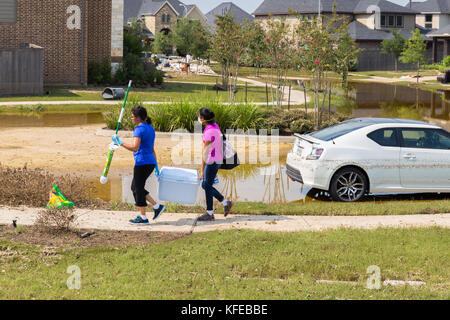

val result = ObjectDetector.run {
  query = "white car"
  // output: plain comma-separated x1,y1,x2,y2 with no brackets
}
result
286,118,450,202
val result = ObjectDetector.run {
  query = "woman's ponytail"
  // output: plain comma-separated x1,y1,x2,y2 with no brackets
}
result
132,105,152,125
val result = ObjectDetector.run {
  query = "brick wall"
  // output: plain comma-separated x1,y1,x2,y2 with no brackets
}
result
0,0,115,85
87,0,112,63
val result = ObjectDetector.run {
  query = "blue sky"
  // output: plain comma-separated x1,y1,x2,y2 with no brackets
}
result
191,0,425,15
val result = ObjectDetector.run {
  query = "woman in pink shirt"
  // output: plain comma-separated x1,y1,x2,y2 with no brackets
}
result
198,108,233,221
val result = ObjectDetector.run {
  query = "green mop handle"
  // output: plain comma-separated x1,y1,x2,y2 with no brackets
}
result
115,80,132,134
100,80,132,184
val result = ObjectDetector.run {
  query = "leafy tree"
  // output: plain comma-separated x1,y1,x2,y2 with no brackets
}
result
400,28,427,83
153,31,174,55
243,20,267,76
261,17,295,107
173,18,211,58
381,30,406,71
295,6,357,129
209,14,247,102
334,31,360,91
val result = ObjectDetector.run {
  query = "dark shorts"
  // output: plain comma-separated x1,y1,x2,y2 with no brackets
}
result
131,164,155,207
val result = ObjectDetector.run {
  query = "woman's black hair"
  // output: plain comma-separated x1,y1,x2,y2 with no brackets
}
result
199,107,215,125
132,105,152,125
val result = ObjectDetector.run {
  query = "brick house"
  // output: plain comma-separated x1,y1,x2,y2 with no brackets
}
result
124,0,206,38
253,0,429,70
0,0,124,85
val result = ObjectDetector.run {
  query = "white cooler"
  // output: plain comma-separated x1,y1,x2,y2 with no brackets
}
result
158,167,200,205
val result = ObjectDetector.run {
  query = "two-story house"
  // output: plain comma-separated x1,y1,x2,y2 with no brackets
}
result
124,0,206,38
409,0,450,30
253,0,424,70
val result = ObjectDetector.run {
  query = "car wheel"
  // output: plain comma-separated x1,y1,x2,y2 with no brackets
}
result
330,168,368,202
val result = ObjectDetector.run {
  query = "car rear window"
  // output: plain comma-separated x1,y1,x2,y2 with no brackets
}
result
309,121,368,141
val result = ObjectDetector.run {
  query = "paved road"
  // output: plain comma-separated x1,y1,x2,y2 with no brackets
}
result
1,207,448,234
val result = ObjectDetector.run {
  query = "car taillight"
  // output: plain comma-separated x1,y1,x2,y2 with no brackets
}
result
306,147,324,160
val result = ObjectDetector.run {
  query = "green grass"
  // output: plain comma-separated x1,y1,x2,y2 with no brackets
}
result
0,227,448,299
157,199,450,216
229,200,450,216
0,82,269,104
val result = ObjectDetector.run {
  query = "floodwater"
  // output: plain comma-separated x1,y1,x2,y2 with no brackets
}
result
2,81,450,204
87,162,316,205
0,112,105,127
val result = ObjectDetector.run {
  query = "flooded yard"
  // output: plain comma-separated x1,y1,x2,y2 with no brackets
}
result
1,81,449,205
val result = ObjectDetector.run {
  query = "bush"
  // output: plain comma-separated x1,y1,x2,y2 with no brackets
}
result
35,208,78,234
104,95,144,131
88,57,112,85
103,97,349,134
0,164,94,208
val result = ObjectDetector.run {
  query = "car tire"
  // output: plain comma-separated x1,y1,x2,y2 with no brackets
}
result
329,167,368,202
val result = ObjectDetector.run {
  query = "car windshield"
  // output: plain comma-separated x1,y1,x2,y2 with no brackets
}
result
309,121,369,141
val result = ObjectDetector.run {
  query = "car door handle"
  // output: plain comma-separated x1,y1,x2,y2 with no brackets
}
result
403,153,416,160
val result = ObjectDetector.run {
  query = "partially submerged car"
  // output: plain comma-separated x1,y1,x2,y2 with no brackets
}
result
286,118,450,202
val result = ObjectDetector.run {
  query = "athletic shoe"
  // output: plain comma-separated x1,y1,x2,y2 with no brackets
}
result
224,200,234,217
153,205,166,221
129,216,150,225
197,213,215,222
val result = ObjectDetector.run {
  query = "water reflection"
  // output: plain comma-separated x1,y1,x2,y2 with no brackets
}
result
88,162,315,205
0,112,105,127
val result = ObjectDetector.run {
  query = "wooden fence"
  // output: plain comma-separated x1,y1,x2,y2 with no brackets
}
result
0,47,43,96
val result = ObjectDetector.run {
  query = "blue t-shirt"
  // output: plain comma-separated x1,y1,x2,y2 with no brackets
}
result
133,123,157,166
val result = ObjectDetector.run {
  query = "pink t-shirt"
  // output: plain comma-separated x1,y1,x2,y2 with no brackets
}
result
203,123,223,164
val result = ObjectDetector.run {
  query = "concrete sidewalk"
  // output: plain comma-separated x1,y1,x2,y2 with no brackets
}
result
1,207,449,234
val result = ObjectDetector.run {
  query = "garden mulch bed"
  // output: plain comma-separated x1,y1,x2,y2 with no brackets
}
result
0,225,189,248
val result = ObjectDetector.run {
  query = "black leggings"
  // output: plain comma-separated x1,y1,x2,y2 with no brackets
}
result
131,164,155,207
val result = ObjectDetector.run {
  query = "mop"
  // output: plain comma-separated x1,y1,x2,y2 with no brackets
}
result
100,80,132,184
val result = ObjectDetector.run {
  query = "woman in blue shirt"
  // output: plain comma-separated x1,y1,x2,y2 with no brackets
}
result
112,106,165,225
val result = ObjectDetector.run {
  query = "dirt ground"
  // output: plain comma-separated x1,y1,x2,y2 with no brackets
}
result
0,124,292,177
0,224,189,248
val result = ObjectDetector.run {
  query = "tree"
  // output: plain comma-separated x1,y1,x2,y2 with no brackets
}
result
261,17,295,107
209,14,247,102
381,30,406,71
295,6,357,129
334,30,360,91
153,31,174,55
399,28,427,84
173,18,211,58
244,20,267,77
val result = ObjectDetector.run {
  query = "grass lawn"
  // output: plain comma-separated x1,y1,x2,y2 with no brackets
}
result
0,227,448,299
0,82,269,104
163,199,450,216
352,70,440,79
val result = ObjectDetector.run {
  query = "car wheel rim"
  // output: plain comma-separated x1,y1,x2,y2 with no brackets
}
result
336,172,365,201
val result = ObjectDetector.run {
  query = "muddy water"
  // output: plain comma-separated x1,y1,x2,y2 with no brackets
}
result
87,160,315,205
0,112,105,127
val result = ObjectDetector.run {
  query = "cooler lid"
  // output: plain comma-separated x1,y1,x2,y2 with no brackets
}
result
159,166,199,184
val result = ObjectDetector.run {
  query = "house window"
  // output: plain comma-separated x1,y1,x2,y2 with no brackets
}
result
167,14,170,23
381,15,404,28
0,0,17,23
425,14,433,29
388,15,395,27
162,14,166,23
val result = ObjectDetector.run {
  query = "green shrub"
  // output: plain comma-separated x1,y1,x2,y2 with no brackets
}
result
88,57,112,85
